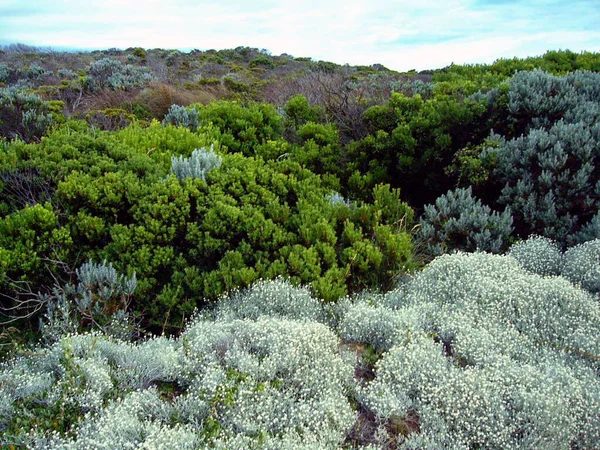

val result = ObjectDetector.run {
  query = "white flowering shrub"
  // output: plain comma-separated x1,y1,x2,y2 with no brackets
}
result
562,239,600,295
3,254,599,448
179,316,356,447
357,252,600,448
1,315,354,447
170,145,222,182
214,277,324,322
508,235,563,276
338,300,425,352
418,186,513,256
509,236,600,296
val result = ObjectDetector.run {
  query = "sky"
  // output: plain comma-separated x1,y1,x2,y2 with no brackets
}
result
0,0,599,71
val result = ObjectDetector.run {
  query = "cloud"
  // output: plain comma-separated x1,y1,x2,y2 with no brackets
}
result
0,0,598,71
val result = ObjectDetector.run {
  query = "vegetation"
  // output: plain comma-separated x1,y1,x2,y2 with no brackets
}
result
0,44,599,448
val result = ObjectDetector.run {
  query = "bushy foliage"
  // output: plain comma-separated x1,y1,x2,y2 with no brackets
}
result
193,101,283,156
40,259,138,343
3,254,599,448
1,284,356,448
343,91,489,204
0,87,54,142
0,123,414,327
85,58,153,91
418,186,513,256
213,277,324,322
170,145,222,182
478,70,600,244
509,236,600,297
508,235,563,276
351,252,600,448
161,104,199,131
562,239,600,295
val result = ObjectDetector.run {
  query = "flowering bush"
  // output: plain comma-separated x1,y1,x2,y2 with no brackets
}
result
356,252,600,448
2,256,599,448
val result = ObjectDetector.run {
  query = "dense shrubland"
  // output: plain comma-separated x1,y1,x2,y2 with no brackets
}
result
1,45,600,448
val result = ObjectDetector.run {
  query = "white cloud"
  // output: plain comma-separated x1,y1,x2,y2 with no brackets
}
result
0,0,598,71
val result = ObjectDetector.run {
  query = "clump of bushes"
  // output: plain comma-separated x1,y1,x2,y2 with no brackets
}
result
0,87,54,142
162,104,199,131
84,58,153,91
2,252,599,448
0,122,414,328
418,186,513,256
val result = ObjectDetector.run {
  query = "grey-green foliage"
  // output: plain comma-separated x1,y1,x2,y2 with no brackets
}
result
57,68,77,79
483,70,600,244
214,277,324,322
573,211,600,244
562,239,600,295
162,104,199,131
508,235,563,276
2,311,355,448
170,145,222,182
509,236,600,296
0,87,54,142
506,70,600,130
418,186,513,256
85,57,153,91
325,191,351,207
353,252,600,449
484,121,600,243
0,63,9,83
40,259,138,343
25,63,51,80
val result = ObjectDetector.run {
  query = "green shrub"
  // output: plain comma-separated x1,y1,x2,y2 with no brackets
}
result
0,123,414,328
193,100,283,156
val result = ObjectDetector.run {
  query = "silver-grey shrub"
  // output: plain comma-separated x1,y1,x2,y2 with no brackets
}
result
418,186,513,256
162,104,199,131
356,252,600,448
179,316,355,447
85,57,153,91
214,277,324,322
0,87,54,142
508,235,563,276
40,259,137,343
170,145,222,182
562,239,600,295
482,70,600,244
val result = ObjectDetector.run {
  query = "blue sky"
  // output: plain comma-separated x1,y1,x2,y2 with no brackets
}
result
0,0,598,71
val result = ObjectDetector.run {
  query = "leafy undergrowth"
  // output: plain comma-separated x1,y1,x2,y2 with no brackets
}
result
1,248,599,449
